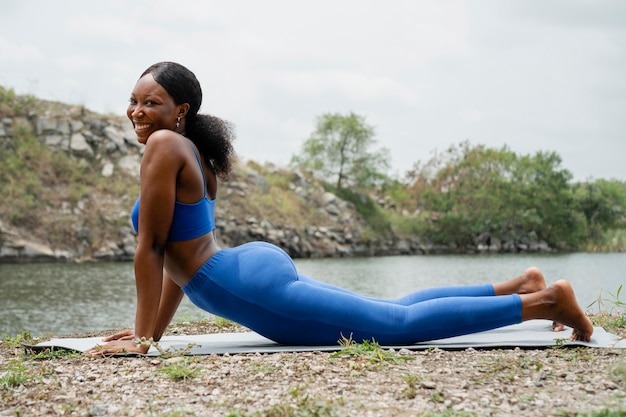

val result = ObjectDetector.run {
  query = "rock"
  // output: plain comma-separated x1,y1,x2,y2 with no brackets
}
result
70,132,93,156
117,154,141,176
101,162,114,177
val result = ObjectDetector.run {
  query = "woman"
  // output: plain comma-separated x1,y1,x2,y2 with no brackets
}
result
87,62,593,355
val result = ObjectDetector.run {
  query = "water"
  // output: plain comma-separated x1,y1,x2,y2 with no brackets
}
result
1,253,625,337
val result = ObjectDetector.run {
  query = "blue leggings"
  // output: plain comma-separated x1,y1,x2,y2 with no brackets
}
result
182,242,522,345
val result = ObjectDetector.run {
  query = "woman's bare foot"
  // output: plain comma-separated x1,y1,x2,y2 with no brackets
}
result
552,280,594,341
521,280,594,342
494,267,547,296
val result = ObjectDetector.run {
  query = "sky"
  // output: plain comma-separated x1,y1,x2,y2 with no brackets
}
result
1,0,625,181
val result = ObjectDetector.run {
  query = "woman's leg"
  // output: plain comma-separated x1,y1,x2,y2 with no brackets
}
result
297,266,549,306
184,242,592,345
296,274,494,305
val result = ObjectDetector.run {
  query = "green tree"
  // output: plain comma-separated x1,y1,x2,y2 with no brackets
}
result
406,141,587,248
573,179,626,240
291,112,390,190
510,151,585,247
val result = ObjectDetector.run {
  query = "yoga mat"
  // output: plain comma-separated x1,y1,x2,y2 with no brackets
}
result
25,320,624,356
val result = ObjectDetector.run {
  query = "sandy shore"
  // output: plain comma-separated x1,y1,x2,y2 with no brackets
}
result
1,318,625,417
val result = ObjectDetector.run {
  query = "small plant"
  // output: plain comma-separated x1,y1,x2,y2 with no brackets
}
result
130,336,198,358
588,285,626,336
155,358,202,381
2,330,36,348
330,334,415,364
402,373,421,399
609,361,626,386
429,390,445,403
23,346,82,360
266,387,338,417
214,316,235,329
588,285,626,315
251,362,278,375
554,337,568,348
0,360,38,390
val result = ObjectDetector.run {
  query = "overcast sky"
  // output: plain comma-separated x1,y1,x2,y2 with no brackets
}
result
1,0,624,181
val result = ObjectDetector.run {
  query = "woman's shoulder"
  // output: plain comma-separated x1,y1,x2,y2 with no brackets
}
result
144,130,187,154
145,129,183,145
142,130,189,166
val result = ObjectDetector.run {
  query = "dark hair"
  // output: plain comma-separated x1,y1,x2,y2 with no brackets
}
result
140,61,235,180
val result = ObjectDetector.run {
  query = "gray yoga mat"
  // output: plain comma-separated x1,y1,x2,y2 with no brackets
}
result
27,320,624,356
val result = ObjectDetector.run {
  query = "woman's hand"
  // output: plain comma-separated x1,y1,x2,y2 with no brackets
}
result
86,335,151,356
102,329,135,342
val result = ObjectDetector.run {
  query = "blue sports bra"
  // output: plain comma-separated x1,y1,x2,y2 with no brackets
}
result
131,145,216,242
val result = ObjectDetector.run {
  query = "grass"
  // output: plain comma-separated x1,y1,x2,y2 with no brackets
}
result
0,85,37,116
214,316,236,329
588,284,626,337
401,373,421,399
330,334,415,365
244,163,327,229
0,360,38,390
155,357,202,381
0,120,139,250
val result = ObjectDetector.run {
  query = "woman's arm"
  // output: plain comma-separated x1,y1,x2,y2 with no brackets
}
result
87,131,183,355
97,271,183,344
152,270,185,341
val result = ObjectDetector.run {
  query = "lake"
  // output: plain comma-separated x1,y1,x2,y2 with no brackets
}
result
1,252,624,337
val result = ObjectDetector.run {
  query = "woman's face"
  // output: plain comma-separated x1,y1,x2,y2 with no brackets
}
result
127,74,180,144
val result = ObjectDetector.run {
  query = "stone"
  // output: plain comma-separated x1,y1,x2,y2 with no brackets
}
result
104,125,127,151
70,132,94,156
117,154,141,176
101,162,114,177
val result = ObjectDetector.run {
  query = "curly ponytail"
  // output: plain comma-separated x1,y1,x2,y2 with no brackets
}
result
186,113,235,180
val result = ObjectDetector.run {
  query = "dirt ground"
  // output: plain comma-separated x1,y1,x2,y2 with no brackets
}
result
1,318,625,417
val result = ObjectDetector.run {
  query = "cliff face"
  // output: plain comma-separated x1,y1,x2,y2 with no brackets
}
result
0,104,415,263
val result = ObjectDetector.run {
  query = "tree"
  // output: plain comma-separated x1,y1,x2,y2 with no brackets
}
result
406,141,587,248
573,179,626,240
291,112,390,190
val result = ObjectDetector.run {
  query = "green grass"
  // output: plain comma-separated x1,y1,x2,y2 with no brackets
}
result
0,85,36,116
155,358,202,381
0,360,38,390
588,285,626,336
0,121,139,250
401,373,421,399
330,334,414,365
214,316,236,329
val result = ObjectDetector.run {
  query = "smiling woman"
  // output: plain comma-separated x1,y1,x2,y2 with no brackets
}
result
86,61,593,356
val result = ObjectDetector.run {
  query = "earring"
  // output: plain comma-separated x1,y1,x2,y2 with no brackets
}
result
176,116,181,129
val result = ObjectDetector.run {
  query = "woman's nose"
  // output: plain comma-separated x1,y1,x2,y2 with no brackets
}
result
131,105,144,118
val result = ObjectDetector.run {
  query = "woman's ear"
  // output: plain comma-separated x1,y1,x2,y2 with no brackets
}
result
177,103,190,118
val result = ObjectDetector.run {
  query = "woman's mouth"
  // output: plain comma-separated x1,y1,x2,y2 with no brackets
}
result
134,123,151,132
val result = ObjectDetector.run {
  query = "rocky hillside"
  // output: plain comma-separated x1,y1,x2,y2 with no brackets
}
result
0,91,557,263
0,95,420,263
